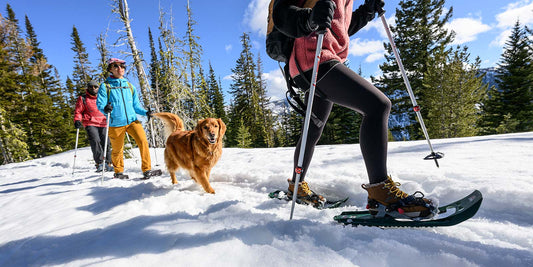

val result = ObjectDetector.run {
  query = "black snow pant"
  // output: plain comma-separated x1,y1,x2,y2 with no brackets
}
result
292,62,391,185
85,126,112,165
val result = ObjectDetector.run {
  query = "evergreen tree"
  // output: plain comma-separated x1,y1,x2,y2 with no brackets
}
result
373,0,454,140
480,21,533,133
156,6,194,128
235,118,252,148
423,46,486,138
70,25,95,95
228,32,272,147
207,62,226,122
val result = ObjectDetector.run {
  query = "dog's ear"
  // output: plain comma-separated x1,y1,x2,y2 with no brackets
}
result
195,119,205,132
217,118,226,141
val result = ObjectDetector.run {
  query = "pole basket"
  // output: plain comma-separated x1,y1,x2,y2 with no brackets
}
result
424,152,444,160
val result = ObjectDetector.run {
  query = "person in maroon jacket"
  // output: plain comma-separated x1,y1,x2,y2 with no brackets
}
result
273,0,436,218
74,81,113,172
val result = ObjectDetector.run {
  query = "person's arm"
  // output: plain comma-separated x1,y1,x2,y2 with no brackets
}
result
73,96,84,122
96,83,108,114
274,0,337,38
348,0,384,36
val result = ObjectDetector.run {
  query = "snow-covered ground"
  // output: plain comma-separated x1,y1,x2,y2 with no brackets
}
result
1,132,532,267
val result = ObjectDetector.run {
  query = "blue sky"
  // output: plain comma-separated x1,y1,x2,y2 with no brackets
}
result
2,0,532,102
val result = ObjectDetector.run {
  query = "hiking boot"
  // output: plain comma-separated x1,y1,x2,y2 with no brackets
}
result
95,164,103,173
362,176,437,219
105,163,114,172
113,172,129,179
287,179,326,208
141,169,162,180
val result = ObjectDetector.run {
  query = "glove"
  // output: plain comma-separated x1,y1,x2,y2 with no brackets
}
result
365,0,385,15
74,120,83,129
309,0,336,31
146,109,153,120
104,103,113,114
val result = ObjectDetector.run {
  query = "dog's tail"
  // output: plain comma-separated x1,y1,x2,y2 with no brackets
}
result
152,112,184,140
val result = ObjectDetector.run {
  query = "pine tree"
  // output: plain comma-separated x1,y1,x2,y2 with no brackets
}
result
373,0,454,140
0,12,29,164
423,46,486,138
70,25,95,96
156,6,194,128
480,21,533,133
207,62,226,122
228,32,273,147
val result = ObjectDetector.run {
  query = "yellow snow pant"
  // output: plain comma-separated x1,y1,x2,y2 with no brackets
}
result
108,120,151,173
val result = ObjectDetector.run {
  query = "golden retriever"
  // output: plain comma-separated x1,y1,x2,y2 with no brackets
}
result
153,112,226,194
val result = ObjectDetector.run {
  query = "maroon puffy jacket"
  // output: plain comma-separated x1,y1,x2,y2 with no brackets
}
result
74,91,107,128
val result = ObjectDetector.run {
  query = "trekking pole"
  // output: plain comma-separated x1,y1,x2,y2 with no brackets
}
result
149,116,159,166
379,11,444,167
72,128,80,176
102,112,111,183
290,30,325,220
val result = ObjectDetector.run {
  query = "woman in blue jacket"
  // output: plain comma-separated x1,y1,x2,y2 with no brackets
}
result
97,58,160,180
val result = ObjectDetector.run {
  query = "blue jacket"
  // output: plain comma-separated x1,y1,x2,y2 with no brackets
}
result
96,76,147,127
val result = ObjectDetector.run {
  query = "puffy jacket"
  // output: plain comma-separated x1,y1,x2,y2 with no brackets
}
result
273,0,375,78
96,76,147,127
74,91,107,128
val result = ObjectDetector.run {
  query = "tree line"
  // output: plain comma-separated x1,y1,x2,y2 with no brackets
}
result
1,0,532,165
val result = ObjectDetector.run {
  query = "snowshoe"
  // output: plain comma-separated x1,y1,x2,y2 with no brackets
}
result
269,190,348,209
105,163,114,172
361,176,437,219
113,172,129,179
334,190,482,228
141,169,162,180
95,163,103,173
286,179,326,208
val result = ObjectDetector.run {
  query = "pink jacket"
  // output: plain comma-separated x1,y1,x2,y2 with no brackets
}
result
289,0,353,77
74,91,107,128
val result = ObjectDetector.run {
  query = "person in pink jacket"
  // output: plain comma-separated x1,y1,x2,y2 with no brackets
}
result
273,0,436,218
74,81,113,172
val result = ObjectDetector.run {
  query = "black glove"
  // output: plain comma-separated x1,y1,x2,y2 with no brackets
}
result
309,0,336,31
365,0,385,15
74,120,83,129
146,109,153,120
104,103,113,114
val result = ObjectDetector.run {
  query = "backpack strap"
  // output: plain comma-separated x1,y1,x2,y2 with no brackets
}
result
103,81,134,104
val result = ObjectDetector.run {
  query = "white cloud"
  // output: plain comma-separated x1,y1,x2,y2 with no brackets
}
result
349,38,385,63
263,68,287,101
496,0,533,28
492,0,533,46
356,14,396,39
225,44,232,53
445,17,491,45
243,0,270,36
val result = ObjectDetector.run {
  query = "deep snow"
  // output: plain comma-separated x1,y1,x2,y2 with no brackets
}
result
1,132,532,267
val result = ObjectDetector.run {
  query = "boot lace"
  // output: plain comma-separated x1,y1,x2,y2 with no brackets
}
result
383,180,408,199
298,181,313,196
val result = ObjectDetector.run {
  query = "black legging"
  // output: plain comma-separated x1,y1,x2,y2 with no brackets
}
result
292,62,391,184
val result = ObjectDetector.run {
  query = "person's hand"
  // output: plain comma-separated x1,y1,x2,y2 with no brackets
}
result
74,120,83,129
309,0,336,31
146,109,153,120
365,0,385,15
104,104,113,114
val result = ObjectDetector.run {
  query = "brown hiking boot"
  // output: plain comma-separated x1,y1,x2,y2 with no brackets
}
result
287,179,326,208
362,176,436,219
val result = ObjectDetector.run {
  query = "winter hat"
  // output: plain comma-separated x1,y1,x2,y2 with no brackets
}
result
87,80,99,88
107,58,126,65
107,58,126,70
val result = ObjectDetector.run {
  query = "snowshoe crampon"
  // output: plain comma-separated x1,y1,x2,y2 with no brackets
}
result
334,190,482,228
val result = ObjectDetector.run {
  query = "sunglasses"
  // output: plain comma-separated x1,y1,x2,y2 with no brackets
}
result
111,63,126,69
89,85,98,89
